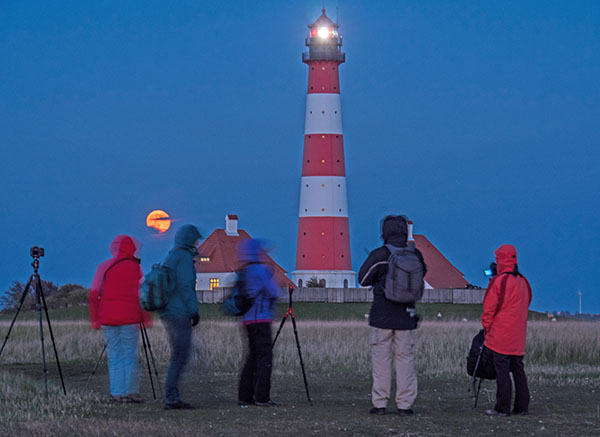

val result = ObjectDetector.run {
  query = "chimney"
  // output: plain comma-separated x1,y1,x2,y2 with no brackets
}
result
407,220,414,242
225,214,239,236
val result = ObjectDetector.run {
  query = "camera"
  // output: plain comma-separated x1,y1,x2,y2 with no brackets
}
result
483,262,497,278
30,246,45,258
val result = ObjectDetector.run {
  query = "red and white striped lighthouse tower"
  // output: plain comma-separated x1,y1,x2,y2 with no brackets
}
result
292,10,356,288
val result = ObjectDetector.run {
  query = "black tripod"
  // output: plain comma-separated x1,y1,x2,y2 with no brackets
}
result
0,247,66,398
272,285,312,405
85,323,162,400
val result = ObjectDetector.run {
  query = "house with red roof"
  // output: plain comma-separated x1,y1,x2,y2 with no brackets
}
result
194,215,290,291
408,221,470,289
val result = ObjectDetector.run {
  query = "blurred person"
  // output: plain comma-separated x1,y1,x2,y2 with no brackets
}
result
358,215,426,416
237,239,281,407
89,235,151,403
482,244,532,417
159,224,202,410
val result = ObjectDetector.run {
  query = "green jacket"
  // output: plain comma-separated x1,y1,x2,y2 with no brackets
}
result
158,225,201,319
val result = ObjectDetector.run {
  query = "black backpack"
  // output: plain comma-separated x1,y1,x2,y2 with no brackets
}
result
467,330,496,380
221,266,257,317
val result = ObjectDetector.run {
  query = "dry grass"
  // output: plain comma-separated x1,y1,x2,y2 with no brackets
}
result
1,320,599,384
1,319,600,436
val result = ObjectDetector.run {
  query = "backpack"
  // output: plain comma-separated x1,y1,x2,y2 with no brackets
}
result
222,267,257,317
139,251,179,312
466,329,496,380
383,242,425,303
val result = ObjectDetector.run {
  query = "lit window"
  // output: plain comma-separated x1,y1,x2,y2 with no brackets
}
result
200,257,210,262
209,278,220,290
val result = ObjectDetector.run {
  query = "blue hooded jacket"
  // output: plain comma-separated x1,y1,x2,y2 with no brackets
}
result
238,239,281,324
158,225,201,320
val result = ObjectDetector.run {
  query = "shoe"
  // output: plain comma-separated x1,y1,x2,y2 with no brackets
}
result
238,400,255,407
486,409,509,417
255,400,278,407
165,400,194,410
397,408,414,416
123,394,144,404
511,410,528,416
109,395,123,403
369,407,386,415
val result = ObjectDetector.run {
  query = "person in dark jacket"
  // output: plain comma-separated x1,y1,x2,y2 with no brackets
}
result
237,239,281,407
482,244,532,417
159,224,202,410
89,235,151,403
358,215,426,416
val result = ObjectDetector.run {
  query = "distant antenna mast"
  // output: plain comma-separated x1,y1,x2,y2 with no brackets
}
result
336,0,340,24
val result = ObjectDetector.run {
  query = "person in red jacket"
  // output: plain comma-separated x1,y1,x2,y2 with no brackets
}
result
481,244,532,417
89,235,151,403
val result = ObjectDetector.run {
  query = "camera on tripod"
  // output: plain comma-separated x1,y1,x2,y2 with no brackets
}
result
30,246,45,258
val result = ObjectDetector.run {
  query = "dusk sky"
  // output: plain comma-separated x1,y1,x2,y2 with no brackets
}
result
1,1,599,313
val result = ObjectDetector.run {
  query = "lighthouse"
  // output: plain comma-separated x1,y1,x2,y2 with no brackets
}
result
292,10,356,289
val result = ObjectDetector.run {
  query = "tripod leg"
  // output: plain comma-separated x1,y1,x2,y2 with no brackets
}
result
38,276,67,395
474,378,483,408
141,324,162,398
140,325,156,400
85,344,107,391
290,314,312,406
35,279,49,398
0,276,33,363
272,313,288,347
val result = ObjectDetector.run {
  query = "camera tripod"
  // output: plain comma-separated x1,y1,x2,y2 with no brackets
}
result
272,285,312,405
85,322,162,400
0,253,67,398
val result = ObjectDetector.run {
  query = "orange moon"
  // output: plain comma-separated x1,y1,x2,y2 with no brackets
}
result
146,210,171,233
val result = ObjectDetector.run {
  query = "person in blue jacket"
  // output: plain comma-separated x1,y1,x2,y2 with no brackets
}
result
237,238,281,407
159,224,202,410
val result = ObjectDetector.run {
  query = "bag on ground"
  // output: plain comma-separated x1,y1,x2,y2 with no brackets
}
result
222,268,254,316
384,242,425,303
467,329,496,380
139,263,175,311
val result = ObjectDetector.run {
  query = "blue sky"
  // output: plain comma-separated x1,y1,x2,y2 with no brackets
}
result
1,1,599,313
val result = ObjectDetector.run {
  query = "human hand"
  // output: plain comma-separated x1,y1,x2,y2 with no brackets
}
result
191,313,200,327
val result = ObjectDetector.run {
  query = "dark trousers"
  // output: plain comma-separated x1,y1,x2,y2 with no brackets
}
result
163,317,192,404
238,322,273,403
492,351,530,414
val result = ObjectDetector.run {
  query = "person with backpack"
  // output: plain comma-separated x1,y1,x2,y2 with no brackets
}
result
237,239,281,407
89,235,151,403
358,215,426,416
482,244,532,417
158,224,202,410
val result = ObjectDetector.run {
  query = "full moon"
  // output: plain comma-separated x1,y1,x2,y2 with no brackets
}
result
146,210,171,233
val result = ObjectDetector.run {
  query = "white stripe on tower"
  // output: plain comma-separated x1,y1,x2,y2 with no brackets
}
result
305,94,342,135
298,176,348,217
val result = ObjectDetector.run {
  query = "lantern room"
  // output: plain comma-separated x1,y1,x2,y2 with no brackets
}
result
303,9,345,63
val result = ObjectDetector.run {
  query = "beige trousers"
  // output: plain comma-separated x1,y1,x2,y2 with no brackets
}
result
369,327,417,409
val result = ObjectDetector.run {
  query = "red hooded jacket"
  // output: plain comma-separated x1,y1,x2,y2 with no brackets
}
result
481,245,532,356
88,235,151,329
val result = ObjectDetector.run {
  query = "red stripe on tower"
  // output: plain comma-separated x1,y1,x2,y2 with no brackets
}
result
292,10,356,288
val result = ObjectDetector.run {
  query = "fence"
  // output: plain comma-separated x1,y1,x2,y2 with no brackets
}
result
198,287,485,304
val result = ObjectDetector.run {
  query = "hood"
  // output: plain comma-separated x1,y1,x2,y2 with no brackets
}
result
495,244,517,274
237,238,264,264
109,235,139,258
174,225,202,250
381,215,408,247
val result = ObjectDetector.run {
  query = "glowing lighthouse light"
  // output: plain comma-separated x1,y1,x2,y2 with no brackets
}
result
318,27,329,38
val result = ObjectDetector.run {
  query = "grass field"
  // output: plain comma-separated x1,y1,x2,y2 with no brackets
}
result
0,304,598,436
